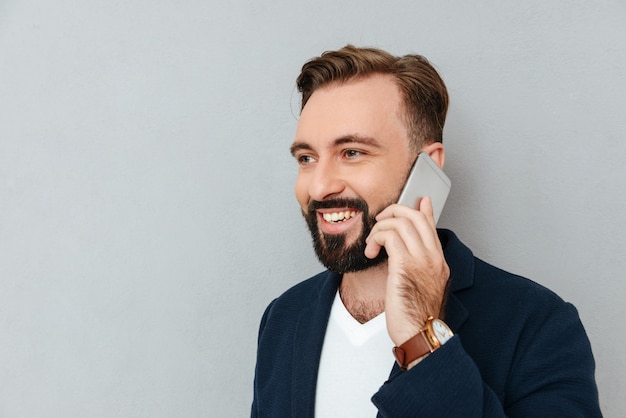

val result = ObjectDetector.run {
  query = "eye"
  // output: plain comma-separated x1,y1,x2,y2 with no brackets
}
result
296,154,315,165
343,149,363,159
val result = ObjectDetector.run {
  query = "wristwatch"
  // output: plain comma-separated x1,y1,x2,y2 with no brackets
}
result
392,316,454,370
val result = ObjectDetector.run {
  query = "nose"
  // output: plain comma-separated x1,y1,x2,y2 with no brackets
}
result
307,158,345,202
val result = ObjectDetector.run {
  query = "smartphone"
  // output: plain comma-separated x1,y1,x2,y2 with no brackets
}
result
397,152,451,224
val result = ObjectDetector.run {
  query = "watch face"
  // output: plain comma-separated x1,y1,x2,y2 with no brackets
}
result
432,319,453,344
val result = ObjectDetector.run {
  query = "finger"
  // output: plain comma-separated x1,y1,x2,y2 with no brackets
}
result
418,196,434,217
367,216,428,256
377,199,436,229
375,203,415,221
418,196,438,235
364,228,409,260
372,202,439,250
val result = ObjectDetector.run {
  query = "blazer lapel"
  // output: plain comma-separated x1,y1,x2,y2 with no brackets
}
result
440,229,474,333
291,271,341,417
444,292,469,333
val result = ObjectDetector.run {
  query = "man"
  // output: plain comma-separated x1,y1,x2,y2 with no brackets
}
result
251,45,600,417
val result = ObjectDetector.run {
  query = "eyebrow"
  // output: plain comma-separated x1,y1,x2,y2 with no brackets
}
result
289,141,312,156
290,134,382,156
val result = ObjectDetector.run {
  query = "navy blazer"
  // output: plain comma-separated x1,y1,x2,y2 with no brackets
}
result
252,230,601,417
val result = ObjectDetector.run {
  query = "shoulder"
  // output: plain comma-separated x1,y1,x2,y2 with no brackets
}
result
440,228,568,309
268,270,340,311
474,257,564,301
445,234,593,373
442,229,584,347
258,270,340,330
470,257,571,321
457,251,575,333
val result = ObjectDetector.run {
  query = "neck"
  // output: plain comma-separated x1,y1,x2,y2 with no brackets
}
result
339,262,388,324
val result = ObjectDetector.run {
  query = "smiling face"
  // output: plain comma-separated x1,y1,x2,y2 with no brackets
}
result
291,74,416,273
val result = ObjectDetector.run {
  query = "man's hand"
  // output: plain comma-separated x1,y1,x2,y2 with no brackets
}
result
364,197,450,346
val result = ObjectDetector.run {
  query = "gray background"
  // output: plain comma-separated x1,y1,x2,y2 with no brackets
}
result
1,1,624,417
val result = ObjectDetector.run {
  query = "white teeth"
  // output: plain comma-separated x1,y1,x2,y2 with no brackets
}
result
322,211,358,223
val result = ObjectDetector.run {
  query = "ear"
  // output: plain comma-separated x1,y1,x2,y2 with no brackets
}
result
421,142,445,169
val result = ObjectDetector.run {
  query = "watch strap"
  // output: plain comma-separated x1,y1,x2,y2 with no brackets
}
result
392,330,433,370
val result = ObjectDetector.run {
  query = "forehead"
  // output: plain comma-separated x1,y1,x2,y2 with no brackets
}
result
294,74,409,149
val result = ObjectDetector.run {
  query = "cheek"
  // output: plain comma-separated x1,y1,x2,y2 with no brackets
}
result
294,176,309,209
357,170,397,196
386,160,413,198
361,172,406,211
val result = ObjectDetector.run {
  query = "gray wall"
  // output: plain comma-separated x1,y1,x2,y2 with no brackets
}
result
1,1,624,416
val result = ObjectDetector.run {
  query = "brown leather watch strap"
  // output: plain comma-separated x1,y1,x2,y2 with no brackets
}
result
392,330,433,370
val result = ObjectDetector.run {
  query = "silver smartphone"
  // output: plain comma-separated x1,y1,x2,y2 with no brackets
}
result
397,152,451,224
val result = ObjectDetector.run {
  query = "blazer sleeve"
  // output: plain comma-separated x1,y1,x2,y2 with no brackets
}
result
372,337,497,417
371,302,601,417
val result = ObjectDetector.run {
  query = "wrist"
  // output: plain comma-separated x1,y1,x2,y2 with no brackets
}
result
392,317,453,370
405,354,429,370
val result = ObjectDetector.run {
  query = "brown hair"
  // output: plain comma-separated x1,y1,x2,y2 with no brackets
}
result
296,45,449,150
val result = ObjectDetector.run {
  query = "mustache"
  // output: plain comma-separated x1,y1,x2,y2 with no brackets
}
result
307,198,369,213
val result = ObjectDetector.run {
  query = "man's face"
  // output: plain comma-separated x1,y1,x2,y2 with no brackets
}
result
291,75,415,273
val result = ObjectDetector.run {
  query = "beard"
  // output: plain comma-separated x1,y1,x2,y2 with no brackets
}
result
303,198,389,274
